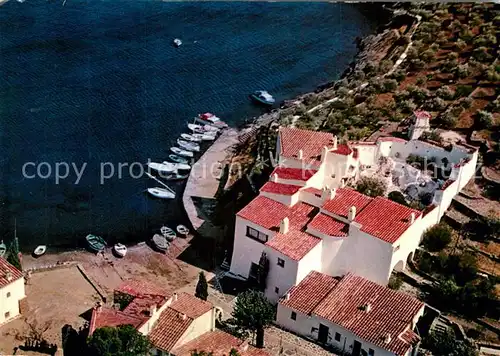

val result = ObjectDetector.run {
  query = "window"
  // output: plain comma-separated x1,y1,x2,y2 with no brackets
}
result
335,332,341,342
4,312,10,319
274,287,279,294
246,226,268,243
277,258,285,268
6,292,11,298
368,348,375,356
290,312,297,321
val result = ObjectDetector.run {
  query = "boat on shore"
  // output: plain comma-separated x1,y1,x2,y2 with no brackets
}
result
86,234,106,253
0,240,6,258
250,90,275,106
148,161,190,172
173,38,182,47
177,225,189,236
160,226,177,241
196,113,228,128
114,243,127,257
168,154,190,164
171,147,194,158
177,139,200,152
152,234,169,251
33,245,47,257
147,187,176,199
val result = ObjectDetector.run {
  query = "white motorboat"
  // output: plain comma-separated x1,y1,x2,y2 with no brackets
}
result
188,123,219,134
197,113,228,128
171,147,194,158
0,240,6,258
33,245,46,257
177,139,200,152
114,243,127,257
181,133,202,142
176,225,189,236
148,161,190,172
173,38,182,47
192,133,216,141
147,187,176,199
160,226,177,241
159,166,189,180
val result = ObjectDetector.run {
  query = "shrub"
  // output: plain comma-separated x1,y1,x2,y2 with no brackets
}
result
399,99,417,113
388,191,408,206
455,39,467,50
422,130,442,143
460,97,473,109
407,86,430,104
423,329,479,356
356,176,387,198
420,49,436,63
441,112,458,128
337,87,350,97
436,86,455,100
382,79,398,93
484,67,500,82
388,275,403,290
455,85,474,98
378,60,394,74
389,69,406,83
455,63,470,79
473,47,491,62
441,59,458,73
415,76,426,85
425,97,447,111
459,28,474,42
422,223,452,252
476,110,494,128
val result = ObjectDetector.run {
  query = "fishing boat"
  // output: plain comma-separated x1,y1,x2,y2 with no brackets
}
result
171,147,194,158
196,113,228,128
113,243,127,257
0,240,6,258
181,133,202,142
176,225,190,236
86,234,106,253
192,133,216,141
159,167,189,181
188,123,219,134
168,154,190,164
250,90,275,106
160,226,177,241
173,38,182,47
33,245,47,257
177,139,200,152
148,161,191,172
147,187,176,199
152,234,169,251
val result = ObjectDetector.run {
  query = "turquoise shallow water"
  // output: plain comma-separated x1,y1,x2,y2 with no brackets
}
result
0,1,378,250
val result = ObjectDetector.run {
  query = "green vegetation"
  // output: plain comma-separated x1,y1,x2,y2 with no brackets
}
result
422,223,452,252
388,274,403,290
355,176,387,198
195,272,209,301
422,329,478,356
88,325,151,356
191,349,240,356
388,191,408,206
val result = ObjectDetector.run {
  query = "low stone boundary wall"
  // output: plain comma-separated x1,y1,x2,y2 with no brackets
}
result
76,264,108,303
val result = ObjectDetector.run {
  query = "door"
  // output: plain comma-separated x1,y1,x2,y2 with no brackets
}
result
352,340,362,356
318,324,329,344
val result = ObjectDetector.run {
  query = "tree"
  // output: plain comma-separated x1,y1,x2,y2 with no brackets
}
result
422,223,452,252
7,241,22,271
356,177,387,198
231,290,275,348
388,191,407,206
195,272,209,301
256,252,269,291
440,112,458,128
436,86,455,100
423,329,478,356
476,110,494,129
88,325,151,356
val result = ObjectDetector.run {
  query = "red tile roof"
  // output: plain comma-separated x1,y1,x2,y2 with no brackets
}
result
260,182,301,196
172,330,270,356
330,144,353,156
271,167,317,181
0,257,23,288
122,295,167,319
150,293,213,352
281,271,339,315
308,214,349,237
282,272,424,356
265,230,321,261
279,127,334,161
116,279,170,298
413,110,431,120
354,197,420,244
322,188,373,218
89,307,145,335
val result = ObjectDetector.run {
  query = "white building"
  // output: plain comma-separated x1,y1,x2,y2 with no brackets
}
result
0,257,25,325
276,271,424,356
229,127,478,302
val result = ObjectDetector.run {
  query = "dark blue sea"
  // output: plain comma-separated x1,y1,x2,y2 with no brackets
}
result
0,0,378,250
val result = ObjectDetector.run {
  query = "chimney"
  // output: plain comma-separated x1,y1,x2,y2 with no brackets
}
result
149,304,157,317
279,217,289,234
322,188,336,201
384,333,392,344
321,146,328,162
330,188,337,200
173,293,178,302
348,206,357,221
95,301,102,313
285,292,290,301
6,271,12,282
298,149,303,160
271,173,278,183
332,136,338,150
178,312,187,320
363,303,371,313
410,212,416,224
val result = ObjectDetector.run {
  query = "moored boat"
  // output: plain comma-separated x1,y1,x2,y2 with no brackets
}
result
177,225,189,236
168,154,190,164
147,187,176,199
171,147,194,158
86,234,106,253
196,113,228,128
173,38,182,47
159,166,189,181
177,139,200,152
0,240,6,258
160,226,177,241
33,245,47,257
148,161,190,172
250,90,275,106
187,123,219,134
114,243,127,257
181,133,202,142
192,133,216,141
152,234,169,251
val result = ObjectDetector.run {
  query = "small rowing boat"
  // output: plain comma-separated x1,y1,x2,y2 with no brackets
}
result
33,245,47,257
86,234,106,253
250,90,275,106
114,243,127,257
152,234,169,251
159,167,189,181
176,225,189,236
148,161,191,173
0,240,6,258
177,139,200,152
171,147,194,158
168,154,190,164
160,226,177,241
147,187,176,199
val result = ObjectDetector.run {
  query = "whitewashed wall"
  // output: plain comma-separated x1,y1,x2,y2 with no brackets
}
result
264,247,299,303
172,309,216,350
296,243,323,285
0,278,25,325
